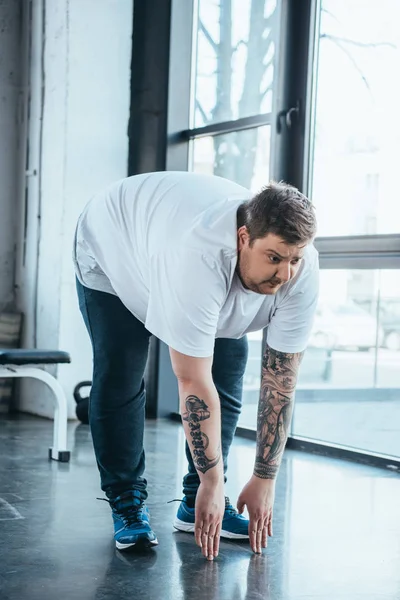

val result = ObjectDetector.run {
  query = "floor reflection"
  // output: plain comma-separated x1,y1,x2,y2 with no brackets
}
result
1,416,399,600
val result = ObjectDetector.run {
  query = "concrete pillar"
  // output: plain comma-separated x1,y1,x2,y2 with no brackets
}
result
16,0,133,418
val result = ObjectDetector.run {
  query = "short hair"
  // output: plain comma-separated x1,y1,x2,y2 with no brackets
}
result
237,181,317,246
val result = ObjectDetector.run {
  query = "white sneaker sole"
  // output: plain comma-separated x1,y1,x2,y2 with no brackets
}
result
173,517,249,540
116,537,159,550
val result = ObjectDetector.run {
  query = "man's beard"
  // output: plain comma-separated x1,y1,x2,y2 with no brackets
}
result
236,254,280,294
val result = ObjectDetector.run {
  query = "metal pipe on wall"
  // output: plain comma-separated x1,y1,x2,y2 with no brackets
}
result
15,0,45,348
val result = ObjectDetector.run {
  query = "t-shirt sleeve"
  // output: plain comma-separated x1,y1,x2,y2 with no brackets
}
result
145,249,227,357
266,252,320,354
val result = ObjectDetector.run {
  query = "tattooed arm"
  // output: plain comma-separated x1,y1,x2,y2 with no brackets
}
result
170,348,224,561
169,350,223,479
254,345,304,479
237,344,304,554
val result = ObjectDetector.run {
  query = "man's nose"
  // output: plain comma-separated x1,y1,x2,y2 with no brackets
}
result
277,262,291,282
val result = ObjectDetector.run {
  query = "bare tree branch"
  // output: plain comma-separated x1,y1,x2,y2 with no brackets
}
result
232,39,247,53
321,7,341,26
320,15,395,97
264,12,276,28
262,39,274,64
260,55,274,97
260,82,273,101
199,19,218,53
320,33,395,50
195,99,210,125
326,37,371,92
260,27,274,56
232,31,273,58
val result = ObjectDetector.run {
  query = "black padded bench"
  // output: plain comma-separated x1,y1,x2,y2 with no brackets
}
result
0,349,71,462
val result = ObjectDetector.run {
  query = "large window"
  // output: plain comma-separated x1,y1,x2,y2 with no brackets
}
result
239,0,400,460
290,0,400,459
310,0,400,236
241,269,400,456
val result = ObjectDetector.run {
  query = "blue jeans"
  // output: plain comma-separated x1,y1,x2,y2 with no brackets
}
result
76,279,248,501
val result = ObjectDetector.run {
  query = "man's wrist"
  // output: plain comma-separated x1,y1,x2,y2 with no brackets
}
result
253,464,278,481
200,471,224,487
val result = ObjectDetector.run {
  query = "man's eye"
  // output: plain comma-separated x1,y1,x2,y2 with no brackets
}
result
291,258,301,265
269,256,280,263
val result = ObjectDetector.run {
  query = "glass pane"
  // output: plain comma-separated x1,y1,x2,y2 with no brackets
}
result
193,0,278,127
241,330,263,428
294,269,400,457
310,0,400,235
239,269,400,458
191,125,270,190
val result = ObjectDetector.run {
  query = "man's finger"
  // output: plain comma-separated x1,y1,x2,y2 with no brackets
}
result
213,522,221,558
262,518,268,548
201,521,210,558
195,520,203,548
268,512,273,538
207,521,217,561
237,498,245,514
249,517,259,553
256,525,263,554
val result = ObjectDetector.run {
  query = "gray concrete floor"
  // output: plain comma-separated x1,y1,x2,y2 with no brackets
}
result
1,415,400,600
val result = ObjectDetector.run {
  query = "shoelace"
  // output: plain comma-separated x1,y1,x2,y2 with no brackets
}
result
224,498,239,516
97,497,145,527
167,496,238,515
167,498,193,507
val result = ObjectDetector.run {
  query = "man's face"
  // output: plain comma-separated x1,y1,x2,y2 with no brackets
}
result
236,229,307,295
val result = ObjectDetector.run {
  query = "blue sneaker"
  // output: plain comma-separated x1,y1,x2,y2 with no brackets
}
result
105,490,158,550
172,496,249,540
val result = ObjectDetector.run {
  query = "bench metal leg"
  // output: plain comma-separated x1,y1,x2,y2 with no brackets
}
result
0,366,70,462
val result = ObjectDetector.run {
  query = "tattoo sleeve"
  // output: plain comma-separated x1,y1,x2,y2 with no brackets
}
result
182,395,221,475
254,345,304,480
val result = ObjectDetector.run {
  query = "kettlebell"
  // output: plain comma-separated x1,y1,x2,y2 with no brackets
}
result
73,381,92,424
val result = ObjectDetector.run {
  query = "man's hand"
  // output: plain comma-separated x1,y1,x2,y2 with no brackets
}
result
170,350,225,560
195,479,225,561
237,475,275,554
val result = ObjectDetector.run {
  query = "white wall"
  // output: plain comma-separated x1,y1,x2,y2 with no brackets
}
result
0,0,21,310
16,0,133,418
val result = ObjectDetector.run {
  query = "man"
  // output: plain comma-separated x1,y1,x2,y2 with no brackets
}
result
73,171,318,561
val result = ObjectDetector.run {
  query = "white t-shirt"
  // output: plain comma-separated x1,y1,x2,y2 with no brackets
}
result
73,171,319,357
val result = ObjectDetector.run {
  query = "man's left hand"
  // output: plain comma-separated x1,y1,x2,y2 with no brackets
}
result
237,475,275,554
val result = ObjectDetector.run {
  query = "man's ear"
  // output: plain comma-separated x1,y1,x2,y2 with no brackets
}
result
237,225,249,249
